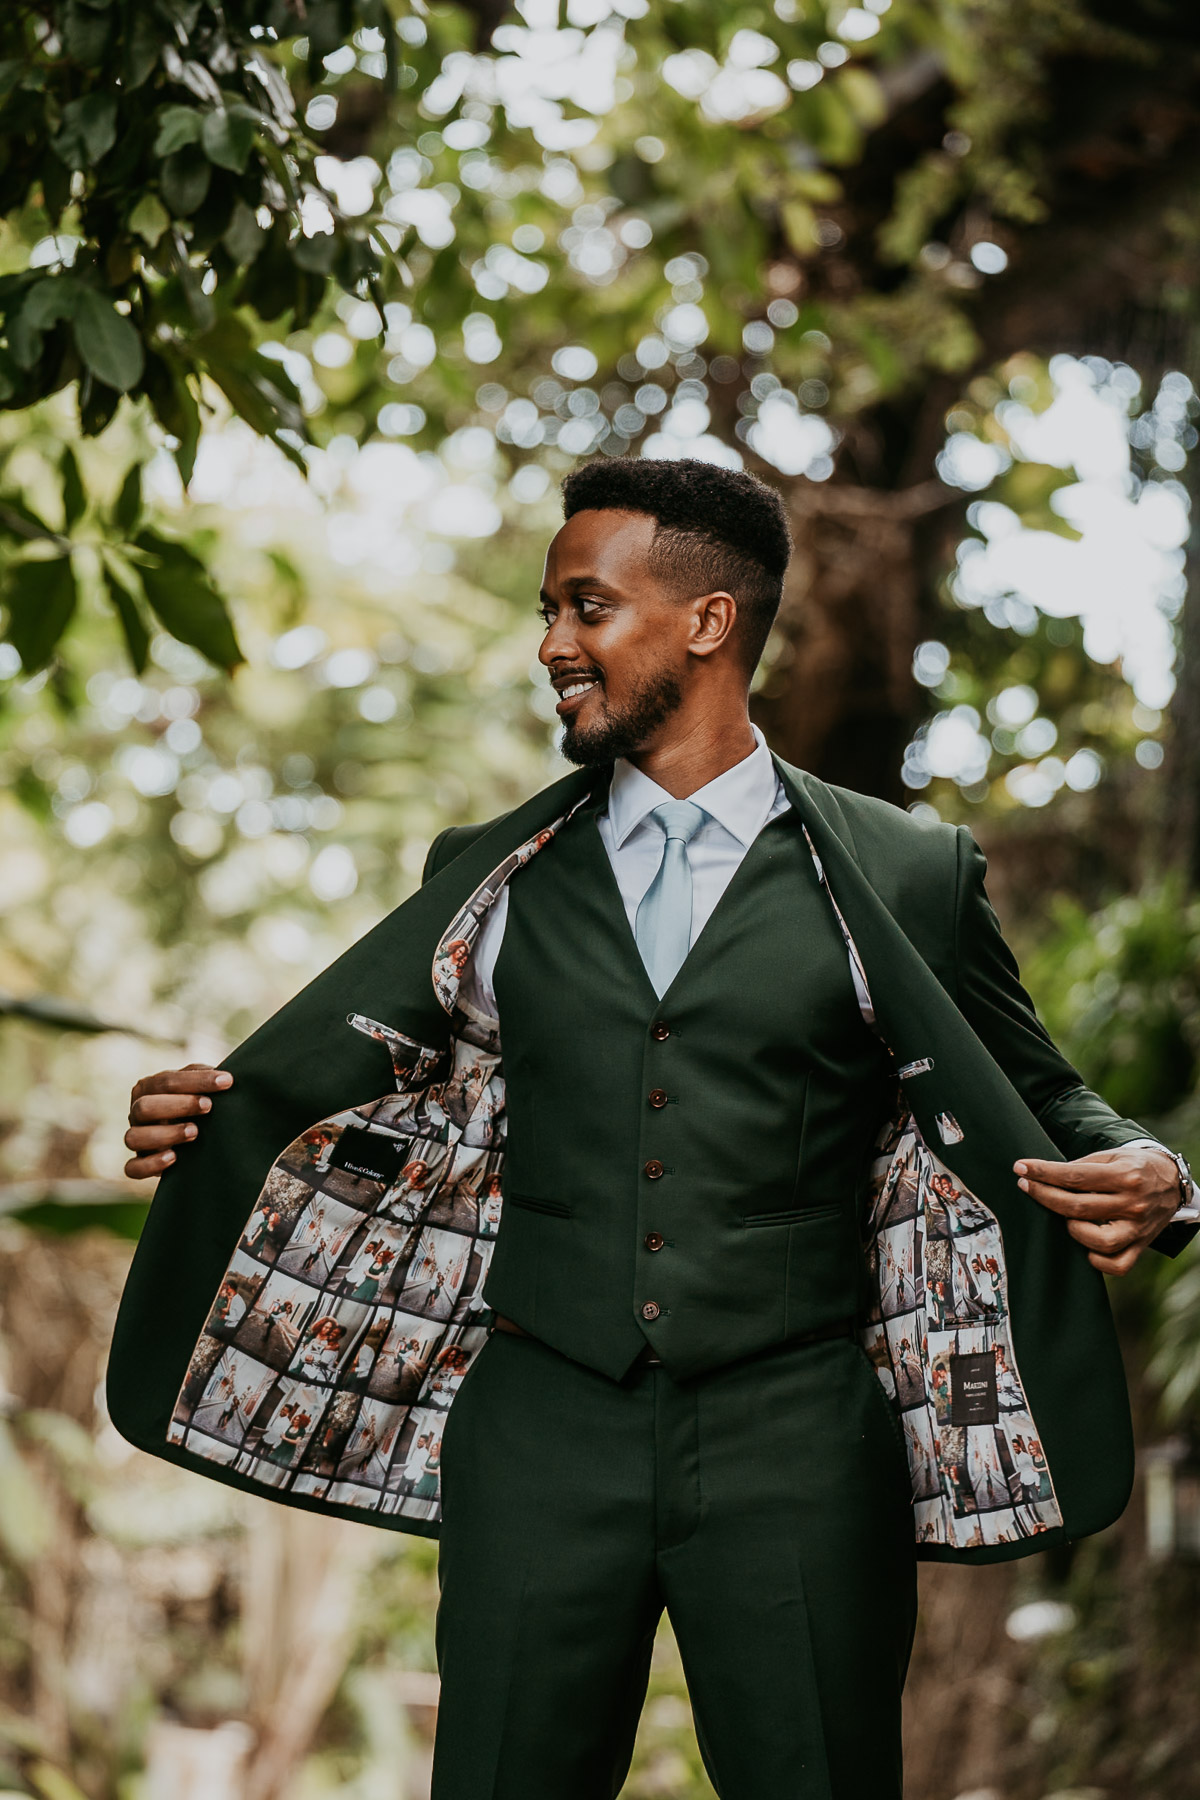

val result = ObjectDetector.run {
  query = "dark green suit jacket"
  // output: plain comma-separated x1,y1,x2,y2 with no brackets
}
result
107,760,1189,1560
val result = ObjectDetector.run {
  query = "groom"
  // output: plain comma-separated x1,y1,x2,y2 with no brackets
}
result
116,457,1195,1799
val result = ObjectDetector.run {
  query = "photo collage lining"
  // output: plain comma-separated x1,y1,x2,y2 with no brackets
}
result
169,803,584,1527
860,1115,1064,1550
170,1017,508,1523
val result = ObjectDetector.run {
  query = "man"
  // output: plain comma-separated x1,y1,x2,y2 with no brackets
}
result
113,458,1195,1799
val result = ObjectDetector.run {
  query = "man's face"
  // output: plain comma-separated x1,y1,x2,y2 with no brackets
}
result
537,508,693,766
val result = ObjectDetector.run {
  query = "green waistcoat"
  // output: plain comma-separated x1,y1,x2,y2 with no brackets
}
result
488,799,895,1379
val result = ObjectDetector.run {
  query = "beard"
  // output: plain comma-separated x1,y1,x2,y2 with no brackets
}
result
558,664,685,767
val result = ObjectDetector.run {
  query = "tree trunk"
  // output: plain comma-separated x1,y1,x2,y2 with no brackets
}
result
751,477,963,799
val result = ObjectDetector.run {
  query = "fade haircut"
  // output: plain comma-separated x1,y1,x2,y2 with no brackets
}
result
560,457,792,673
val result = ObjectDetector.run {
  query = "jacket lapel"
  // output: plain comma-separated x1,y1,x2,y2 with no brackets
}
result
775,761,1065,1207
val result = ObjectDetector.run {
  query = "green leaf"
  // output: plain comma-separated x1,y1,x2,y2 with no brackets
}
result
291,232,336,275
154,105,204,157
24,276,80,331
113,462,142,536
79,372,123,436
51,92,118,169
61,448,85,531
4,556,78,672
72,289,145,393
122,11,159,89
160,146,211,216
201,106,256,174
7,277,79,370
62,0,112,65
222,197,266,265
142,351,201,484
101,557,150,673
128,193,170,246
134,529,243,671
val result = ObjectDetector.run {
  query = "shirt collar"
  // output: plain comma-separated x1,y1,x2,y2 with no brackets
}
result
605,725,782,851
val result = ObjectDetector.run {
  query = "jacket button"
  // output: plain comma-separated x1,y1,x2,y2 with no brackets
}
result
650,1021,670,1041
644,1232,665,1252
648,1089,668,1109
643,1159,664,1180
641,1300,661,1321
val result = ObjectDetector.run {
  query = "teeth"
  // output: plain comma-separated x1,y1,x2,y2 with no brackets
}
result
560,681,596,700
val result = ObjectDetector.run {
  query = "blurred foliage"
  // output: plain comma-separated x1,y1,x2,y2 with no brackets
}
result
0,0,398,457
0,397,561,1201
4,0,1200,685
1024,879,1200,1125
1019,880,1200,1432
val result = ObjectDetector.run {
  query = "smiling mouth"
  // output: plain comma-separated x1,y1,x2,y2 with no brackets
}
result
552,672,602,716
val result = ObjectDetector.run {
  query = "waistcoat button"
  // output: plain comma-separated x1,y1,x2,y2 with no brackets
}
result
641,1300,661,1321
643,1159,664,1180
644,1232,665,1252
650,1021,670,1041
648,1089,668,1109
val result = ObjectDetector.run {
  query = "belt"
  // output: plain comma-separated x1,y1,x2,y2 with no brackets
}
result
488,1315,855,1368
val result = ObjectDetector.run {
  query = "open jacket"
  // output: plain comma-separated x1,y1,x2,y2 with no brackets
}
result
108,759,1184,1564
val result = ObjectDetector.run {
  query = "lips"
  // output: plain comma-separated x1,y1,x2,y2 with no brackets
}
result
552,672,602,718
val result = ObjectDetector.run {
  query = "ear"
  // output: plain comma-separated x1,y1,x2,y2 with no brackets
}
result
687,590,738,659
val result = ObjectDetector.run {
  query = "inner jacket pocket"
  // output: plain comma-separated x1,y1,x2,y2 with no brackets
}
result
507,1192,573,1218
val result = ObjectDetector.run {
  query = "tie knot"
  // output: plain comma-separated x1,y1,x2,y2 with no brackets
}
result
651,799,707,846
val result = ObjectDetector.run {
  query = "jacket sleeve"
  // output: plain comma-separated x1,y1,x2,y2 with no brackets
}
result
953,828,1197,1257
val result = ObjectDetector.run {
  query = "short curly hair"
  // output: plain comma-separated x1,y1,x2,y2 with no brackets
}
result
560,456,792,672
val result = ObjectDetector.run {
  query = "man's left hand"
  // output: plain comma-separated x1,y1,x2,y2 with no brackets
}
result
1013,1147,1183,1275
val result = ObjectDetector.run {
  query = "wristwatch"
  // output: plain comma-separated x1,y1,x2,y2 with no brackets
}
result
1162,1146,1194,1209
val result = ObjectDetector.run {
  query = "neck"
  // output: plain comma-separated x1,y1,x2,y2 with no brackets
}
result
627,698,757,798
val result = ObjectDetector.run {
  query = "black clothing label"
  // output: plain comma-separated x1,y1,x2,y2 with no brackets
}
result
949,1351,999,1425
327,1126,408,1186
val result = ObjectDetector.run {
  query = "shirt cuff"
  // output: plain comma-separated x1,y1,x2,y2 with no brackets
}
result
1122,1136,1200,1223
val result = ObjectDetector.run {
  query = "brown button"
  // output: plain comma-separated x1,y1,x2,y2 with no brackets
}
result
641,1300,661,1321
650,1021,670,1041
648,1089,668,1109
643,1159,664,1180
644,1232,665,1252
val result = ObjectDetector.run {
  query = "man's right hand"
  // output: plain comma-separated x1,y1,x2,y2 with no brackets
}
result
124,1064,234,1179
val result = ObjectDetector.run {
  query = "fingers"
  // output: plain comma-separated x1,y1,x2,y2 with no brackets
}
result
1016,1177,1130,1222
1014,1154,1130,1192
124,1146,179,1181
129,1091,216,1127
125,1116,199,1149
124,1065,232,1181
130,1066,233,1106
1087,1245,1142,1277
1066,1216,1142,1254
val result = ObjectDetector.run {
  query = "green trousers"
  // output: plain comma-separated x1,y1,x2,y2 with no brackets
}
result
432,1328,917,1799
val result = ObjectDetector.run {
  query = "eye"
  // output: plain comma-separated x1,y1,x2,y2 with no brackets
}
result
578,597,606,618
536,604,555,626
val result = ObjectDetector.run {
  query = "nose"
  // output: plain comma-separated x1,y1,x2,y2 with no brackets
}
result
538,607,580,668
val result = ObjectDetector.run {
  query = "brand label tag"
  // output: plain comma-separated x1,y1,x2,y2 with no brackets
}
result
327,1126,408,1186
949,1350,999,1425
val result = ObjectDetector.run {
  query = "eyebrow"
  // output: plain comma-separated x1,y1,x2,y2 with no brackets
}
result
537,576,621,605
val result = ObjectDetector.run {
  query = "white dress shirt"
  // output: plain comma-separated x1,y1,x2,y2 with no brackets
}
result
463,725,788,1021
457,727,1196,1221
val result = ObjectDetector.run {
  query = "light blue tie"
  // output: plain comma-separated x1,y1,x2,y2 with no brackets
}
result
635,800,707,997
